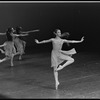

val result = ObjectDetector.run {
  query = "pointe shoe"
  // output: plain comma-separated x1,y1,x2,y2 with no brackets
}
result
57,65,63,71
55,82,60,90
11,63,14,67
19,56,22,60
0,59,3,63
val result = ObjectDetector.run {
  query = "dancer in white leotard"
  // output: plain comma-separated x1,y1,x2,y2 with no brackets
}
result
0,26,39,60
0,27,18,66
14,26,39,60
35,29,84,90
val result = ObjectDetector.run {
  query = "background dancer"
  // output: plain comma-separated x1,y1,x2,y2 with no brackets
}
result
0,27,18,66
14,26,39,60
0,27,39,60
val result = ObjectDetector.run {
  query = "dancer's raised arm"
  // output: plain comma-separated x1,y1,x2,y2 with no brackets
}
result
35,38,52,44
21,29,39,34
63,36,84,43
12,33,28,37
0,33,6,35
0,43,6,47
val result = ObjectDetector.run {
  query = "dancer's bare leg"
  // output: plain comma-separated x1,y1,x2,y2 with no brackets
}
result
0,57,10,63
54,67,60,90
19,44,24,60
23,41,26,53
57,58,74,71
0,49,5,54
10,54,14,67
19,54,22,60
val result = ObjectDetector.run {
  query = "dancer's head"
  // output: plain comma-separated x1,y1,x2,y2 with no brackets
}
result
54,29,61,37
15,26,22,34
6,27,14,34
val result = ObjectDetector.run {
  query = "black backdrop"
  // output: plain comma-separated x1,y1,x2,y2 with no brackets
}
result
0,3,100,53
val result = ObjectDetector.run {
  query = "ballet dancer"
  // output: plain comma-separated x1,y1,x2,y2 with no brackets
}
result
14,26,39,60
35,29,84,90
0,27,18,66
0,26,39,60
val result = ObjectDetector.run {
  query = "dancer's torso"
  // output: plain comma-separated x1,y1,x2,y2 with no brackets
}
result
52,38,63,52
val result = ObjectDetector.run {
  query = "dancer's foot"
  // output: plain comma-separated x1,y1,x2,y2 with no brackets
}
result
11,63,14,67
57,65,63,71
19,56,22,60
55,81,60,90
0,59,3,63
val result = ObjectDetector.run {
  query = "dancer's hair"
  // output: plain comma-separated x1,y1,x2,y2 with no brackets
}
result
6,27,14,41
54,29,60,33
15,26,22,34
53,29,70,38
6,27,13,34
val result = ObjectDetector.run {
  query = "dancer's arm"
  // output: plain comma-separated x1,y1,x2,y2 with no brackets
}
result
21,29,39,34
0,43,6,47
0,49,5,54
35,38,52,44
12,33,28,37
63,36,84,43
0,33,6,35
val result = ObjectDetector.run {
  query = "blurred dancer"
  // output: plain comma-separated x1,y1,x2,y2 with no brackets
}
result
14,26,39,60
0,27,18,66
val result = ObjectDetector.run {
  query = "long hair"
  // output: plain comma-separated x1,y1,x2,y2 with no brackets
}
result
15,26,22,34
6,27,13,34
6,27,14,41
53,29,70,38
60,32,70,38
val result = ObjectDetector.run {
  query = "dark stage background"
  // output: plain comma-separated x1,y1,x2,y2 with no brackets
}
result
0,3,99,53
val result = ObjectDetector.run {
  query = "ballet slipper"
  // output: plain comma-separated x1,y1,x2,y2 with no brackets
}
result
19,56,22,60
0,59,3,63
11,64,14,67
57,65,63,71
11,63,14,67
55,81,60,90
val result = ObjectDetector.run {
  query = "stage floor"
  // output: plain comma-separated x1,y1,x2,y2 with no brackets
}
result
0,52,100,98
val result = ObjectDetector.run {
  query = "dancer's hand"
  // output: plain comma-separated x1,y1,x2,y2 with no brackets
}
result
81,36,84,42
35,39,39,44
0,49,4,54
35,29,39,32
25,33,29,36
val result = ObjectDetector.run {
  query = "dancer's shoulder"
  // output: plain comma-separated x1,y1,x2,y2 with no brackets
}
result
50,38,55,41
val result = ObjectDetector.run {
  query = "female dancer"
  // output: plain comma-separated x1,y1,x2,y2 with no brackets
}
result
14,26,39,60
35,29,84,90
0,27,39,60
0,27,18,66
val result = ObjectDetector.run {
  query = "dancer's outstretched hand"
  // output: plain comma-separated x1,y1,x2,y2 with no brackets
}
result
81,36,84,42
25,33,29,36
35,39,39,44
0,49,4,54
35,29,40,32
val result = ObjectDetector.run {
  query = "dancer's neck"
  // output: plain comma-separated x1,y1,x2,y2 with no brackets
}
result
55,36,61,39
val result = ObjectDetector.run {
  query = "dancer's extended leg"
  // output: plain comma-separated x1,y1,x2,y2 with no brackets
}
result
0,57,10,63
57,57,74,71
